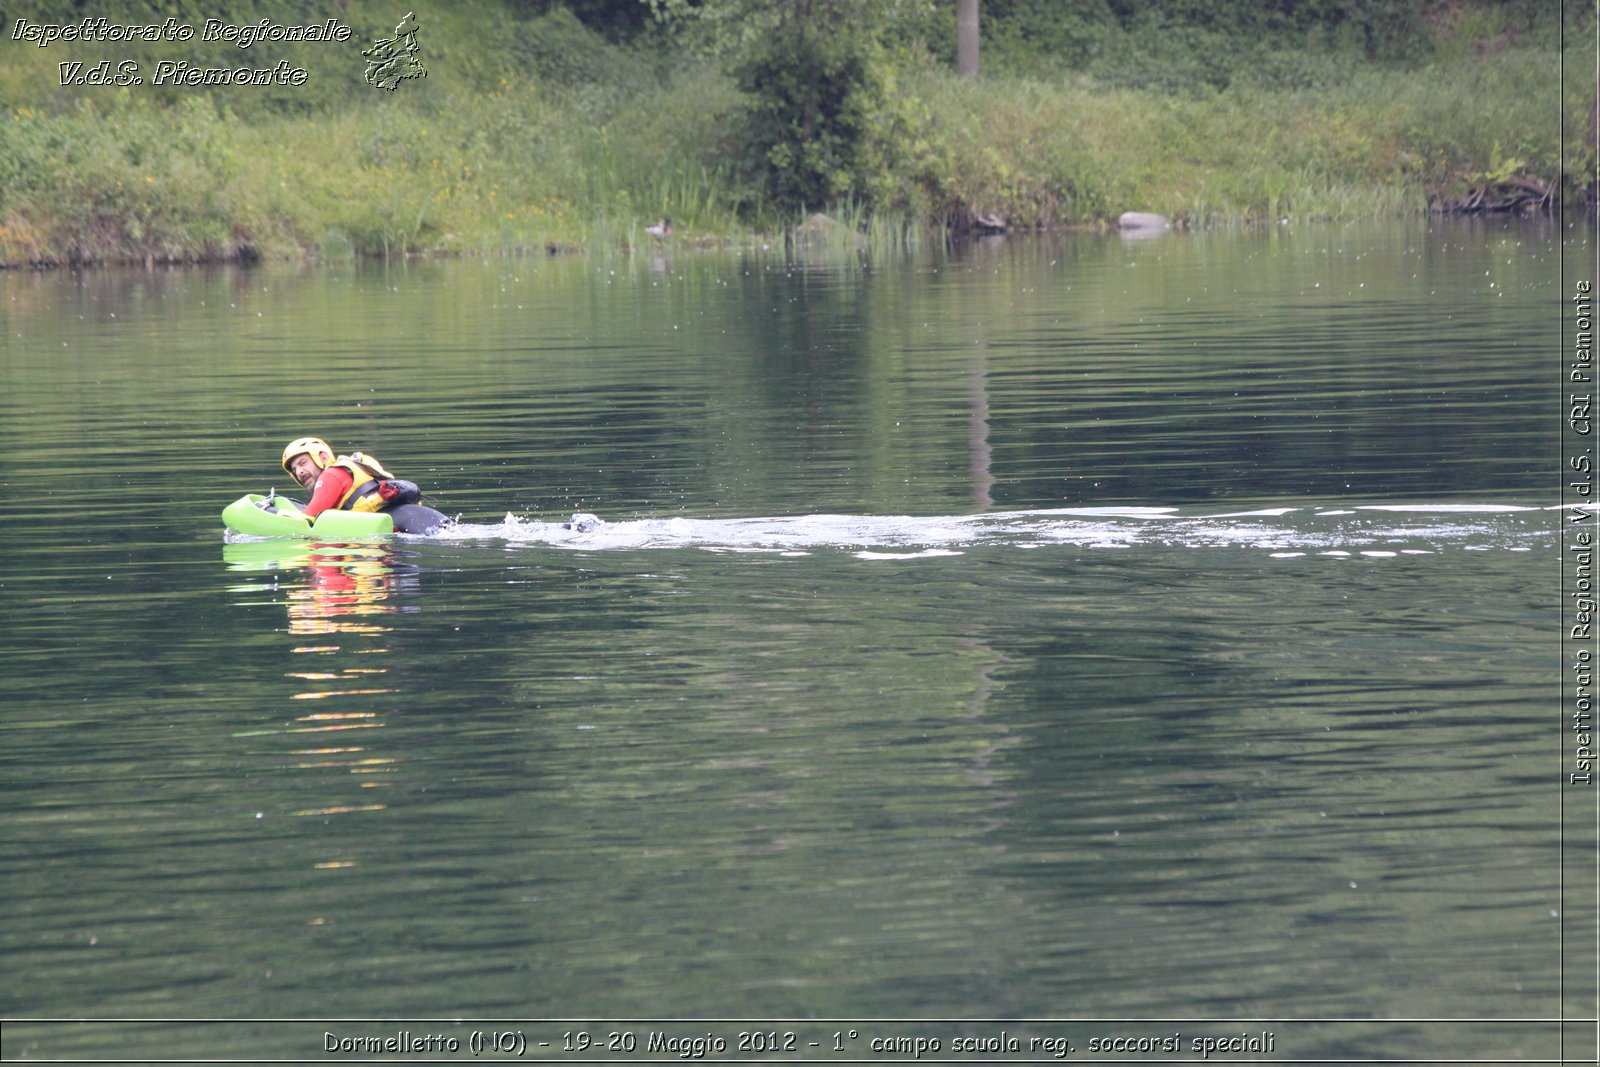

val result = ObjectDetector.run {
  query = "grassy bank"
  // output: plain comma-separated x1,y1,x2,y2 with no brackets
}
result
0,2,1588,268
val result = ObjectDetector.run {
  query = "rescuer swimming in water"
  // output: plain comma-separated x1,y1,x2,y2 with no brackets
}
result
280,436,451,535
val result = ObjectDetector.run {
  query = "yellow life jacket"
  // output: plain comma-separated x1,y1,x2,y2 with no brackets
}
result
331,452,398,513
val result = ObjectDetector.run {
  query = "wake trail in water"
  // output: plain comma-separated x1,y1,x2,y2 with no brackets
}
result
432,503,1570,559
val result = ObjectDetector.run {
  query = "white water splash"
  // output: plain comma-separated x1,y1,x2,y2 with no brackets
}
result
424,502,1569,558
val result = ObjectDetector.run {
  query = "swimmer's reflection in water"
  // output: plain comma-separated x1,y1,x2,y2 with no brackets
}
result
221,540,421,825
222,540,423,637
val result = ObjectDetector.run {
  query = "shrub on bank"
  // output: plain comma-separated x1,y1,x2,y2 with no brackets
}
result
1,95,254,264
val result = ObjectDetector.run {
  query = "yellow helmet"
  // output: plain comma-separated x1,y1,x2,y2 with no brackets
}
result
282,436,335,474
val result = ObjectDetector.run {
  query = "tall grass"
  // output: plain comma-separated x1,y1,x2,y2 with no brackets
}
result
891,44,1576,229
0,22,1583,267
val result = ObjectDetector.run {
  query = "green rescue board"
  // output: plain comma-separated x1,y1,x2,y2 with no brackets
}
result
222,494,394,538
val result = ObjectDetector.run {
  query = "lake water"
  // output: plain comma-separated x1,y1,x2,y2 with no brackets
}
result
0,218,1593,1063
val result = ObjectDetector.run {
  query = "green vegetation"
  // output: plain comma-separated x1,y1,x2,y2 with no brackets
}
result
0,0,1588,267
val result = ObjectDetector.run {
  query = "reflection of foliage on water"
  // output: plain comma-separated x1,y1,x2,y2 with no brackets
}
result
469,553,1032,1017
2,223,1553,523
0,223,1562,1039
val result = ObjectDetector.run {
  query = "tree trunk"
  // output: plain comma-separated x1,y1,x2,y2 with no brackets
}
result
957,0,979,78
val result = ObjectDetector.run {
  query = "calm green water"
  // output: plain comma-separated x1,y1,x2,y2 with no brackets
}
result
0,219,1591,1062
